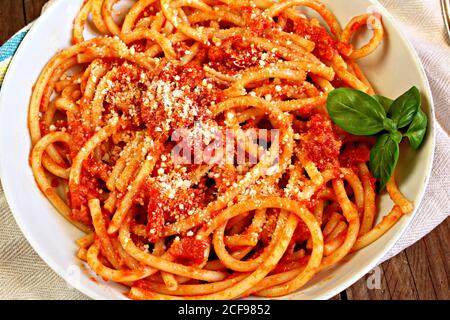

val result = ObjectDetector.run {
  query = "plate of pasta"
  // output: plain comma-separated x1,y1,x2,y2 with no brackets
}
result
0,0,435,300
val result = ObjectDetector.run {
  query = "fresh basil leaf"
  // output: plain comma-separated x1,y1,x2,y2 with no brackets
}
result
390,131,403,144
383,118,397,133
389,86,421,128
374,95,393,113
369,133,400,191
327,88,386,135
405,109,428,149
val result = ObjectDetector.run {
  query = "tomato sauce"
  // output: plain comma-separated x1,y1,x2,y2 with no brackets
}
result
271,255,309,274
259,209,280,246
339,144,370,171
39,119,49,136
144,182,209,243
291,17,337,61
84,157,111,182
135,4,159,21
241,6,275,36
140,61,221,137
173,42,191,59
340,144,377,189
51,178,60,188
292,219,310,243
207,36,276,74
146,186,165,243
129,40,147,53
132,280,154,295
331,76,351,89
69,171,98,226
67,117,92,158
168,237,209,266
105,63,144,124
301,114,342,171
71,207,93,228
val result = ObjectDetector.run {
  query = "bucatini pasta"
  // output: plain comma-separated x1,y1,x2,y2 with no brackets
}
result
29,0,414,300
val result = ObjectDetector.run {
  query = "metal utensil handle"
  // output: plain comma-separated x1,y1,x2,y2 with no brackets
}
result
443,0,450,40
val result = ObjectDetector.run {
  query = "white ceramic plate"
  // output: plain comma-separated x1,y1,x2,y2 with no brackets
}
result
0,0,436,300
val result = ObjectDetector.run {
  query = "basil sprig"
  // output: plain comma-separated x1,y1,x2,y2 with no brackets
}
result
327,86,428,190
369,133,400,189
327,89,386,135
389,86,421,129
373,95,393,113
405,109,428,149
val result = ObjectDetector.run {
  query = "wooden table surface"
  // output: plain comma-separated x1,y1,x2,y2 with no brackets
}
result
0,0,448,300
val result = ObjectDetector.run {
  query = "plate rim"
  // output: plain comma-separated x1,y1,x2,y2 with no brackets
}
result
0,0,437,300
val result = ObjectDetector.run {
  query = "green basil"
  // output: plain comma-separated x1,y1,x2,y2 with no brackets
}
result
374,95,393,113
369,133,399,191
405,109,428,149
389,86,421,128
383,118,397,133
327,88,386,136
327,86,428,191
390,131,403,144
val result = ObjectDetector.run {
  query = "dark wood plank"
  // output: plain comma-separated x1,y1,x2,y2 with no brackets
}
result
0,0,26,44
23,0,49,23
381,251,419,299
346,266,391,300
344,218,450,300
437,218,450,281
404,239,438,300
423,222,450,300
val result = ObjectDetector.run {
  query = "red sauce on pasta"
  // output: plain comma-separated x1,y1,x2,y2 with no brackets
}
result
292,17,336,61
168,237,209,266
208,36,277,74
301,114,342,170
242,6,275,36
340,144,371,170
